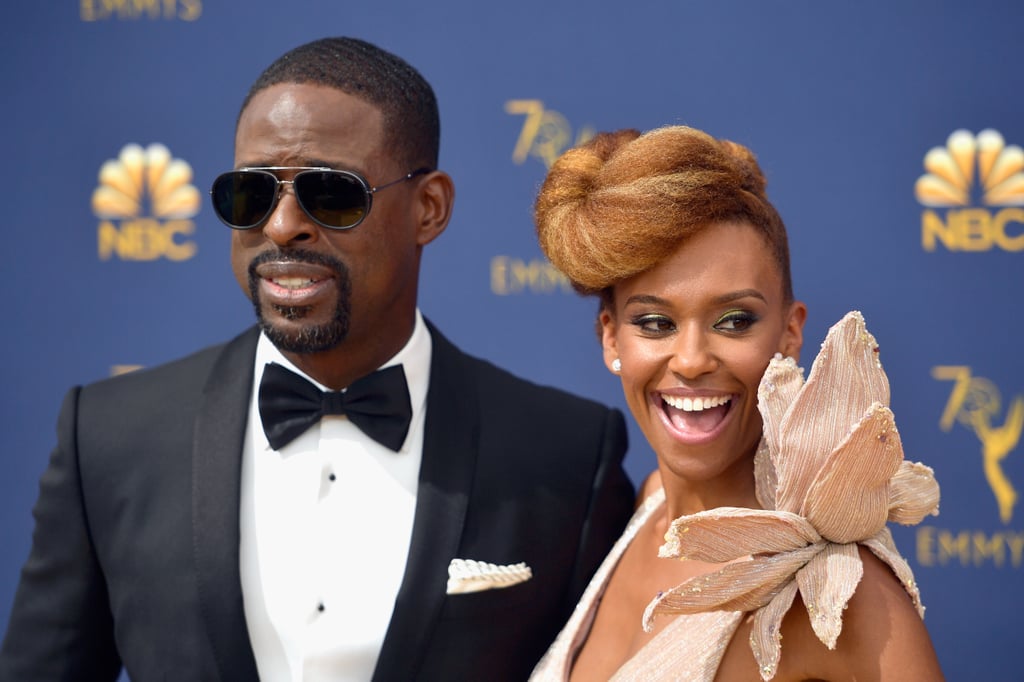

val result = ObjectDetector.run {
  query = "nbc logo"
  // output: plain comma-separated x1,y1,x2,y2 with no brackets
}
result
93,143,201,261
916,129,1024,252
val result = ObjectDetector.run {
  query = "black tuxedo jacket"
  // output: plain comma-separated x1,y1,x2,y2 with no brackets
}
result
0,323,633,681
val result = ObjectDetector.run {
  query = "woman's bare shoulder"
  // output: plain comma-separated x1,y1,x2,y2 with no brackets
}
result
781,545,944,680
718,544,944,681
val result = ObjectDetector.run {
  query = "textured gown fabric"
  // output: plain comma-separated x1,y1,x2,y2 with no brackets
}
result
529,487,744,681
530,312,940,681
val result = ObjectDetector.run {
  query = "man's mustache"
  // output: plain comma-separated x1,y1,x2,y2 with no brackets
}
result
248,248,347,276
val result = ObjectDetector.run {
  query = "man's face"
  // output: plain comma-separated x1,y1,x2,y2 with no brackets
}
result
230,83,426,360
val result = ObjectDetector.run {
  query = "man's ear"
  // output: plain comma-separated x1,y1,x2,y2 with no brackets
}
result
414,170,455,246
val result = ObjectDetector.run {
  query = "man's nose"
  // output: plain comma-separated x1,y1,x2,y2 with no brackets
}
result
262,183,318,246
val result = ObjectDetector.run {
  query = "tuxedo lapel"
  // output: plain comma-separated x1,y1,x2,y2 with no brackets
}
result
192,327,261,681
373,323,479,681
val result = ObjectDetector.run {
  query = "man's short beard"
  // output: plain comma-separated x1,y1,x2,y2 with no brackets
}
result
247,249,352,354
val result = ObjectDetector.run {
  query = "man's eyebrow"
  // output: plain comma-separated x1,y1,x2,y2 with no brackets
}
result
235,158,360,171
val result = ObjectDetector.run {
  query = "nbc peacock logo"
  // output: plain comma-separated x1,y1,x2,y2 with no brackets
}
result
915,129,1024,252
93,143,201,261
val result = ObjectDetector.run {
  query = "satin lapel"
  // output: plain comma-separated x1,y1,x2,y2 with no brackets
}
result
192,327,261,681
372,322,479,681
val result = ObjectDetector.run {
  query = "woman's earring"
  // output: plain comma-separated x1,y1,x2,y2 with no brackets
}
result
611,358,622,373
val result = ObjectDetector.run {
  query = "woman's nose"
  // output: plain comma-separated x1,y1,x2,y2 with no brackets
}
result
667,324,719,379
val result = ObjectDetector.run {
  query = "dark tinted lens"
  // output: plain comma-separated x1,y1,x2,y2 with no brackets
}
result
294,171,369,228
211,171,277,229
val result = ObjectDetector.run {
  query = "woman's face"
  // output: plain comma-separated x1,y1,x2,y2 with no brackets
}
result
600,221,806,487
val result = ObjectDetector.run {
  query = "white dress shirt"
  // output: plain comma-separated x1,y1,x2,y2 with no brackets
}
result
239,311,431,681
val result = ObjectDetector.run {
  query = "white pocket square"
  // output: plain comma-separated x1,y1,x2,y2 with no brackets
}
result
446,558,533,594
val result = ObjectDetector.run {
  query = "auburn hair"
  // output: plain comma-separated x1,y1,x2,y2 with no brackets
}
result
534,126,793,304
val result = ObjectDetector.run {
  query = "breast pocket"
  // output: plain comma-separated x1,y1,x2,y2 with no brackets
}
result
439,579,539,620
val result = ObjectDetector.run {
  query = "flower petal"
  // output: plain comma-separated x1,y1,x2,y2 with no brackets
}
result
795,542,863,649
758,353,805,471
643,543,824,631
862,527,926,618
750,580,799,681
802,404,903,543
775,312,890,512
754,437,778,510
888,460,941,525
660,508,821,563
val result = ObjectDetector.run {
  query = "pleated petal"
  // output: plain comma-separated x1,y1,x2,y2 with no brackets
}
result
750,580,799,681
887,460,941,525
642,312,935,675
862,527,926,618
642,543,824,631
795,542,863,649
802,404,903,543
757,353,804,475
775,312,890,513
754,438,778,510
660,508,820,563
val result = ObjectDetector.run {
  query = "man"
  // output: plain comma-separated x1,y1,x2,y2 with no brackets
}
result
0,38,634,681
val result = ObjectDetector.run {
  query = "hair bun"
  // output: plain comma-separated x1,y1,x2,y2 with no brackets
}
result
534,125,790,300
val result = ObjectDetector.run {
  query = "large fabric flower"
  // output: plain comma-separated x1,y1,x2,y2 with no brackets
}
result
641,311,940,680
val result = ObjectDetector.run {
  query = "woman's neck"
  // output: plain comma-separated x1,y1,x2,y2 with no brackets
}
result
657,459,761,522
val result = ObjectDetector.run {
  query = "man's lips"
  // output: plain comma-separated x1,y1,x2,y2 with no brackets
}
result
254,262,336,304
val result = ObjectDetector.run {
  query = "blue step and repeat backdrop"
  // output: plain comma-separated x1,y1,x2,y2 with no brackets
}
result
2,2,1021,679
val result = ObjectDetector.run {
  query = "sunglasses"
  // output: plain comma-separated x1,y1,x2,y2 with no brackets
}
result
210,166,431,230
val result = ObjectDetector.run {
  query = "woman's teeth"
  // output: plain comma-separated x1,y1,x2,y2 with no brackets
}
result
662,394,731,412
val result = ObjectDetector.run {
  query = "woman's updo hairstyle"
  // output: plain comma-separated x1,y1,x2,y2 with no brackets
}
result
534,125,793,303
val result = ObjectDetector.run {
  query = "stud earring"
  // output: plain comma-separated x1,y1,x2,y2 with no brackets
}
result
611,358,622,373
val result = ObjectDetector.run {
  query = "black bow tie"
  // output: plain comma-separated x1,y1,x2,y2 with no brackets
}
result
258,362,412,452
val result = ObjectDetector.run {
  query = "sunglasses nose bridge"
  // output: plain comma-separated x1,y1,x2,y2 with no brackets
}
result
271,177,308,217
274,177,322,228
276,178,296,196
261,177,320,244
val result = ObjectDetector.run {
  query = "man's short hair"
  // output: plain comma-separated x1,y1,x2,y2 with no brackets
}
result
240,37,440,170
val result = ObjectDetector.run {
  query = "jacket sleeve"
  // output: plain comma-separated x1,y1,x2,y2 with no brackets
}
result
0,387,122,681
565,407,634,609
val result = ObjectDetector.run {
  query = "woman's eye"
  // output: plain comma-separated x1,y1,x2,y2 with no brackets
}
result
714,311,758,332
631,315,675,334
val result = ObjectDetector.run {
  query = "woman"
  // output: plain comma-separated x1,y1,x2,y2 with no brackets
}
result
530,127,943,680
